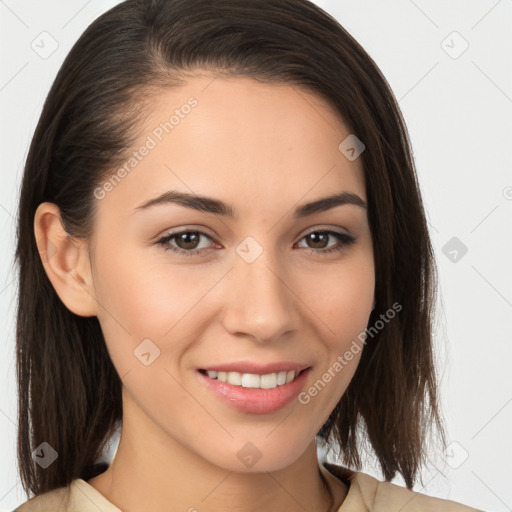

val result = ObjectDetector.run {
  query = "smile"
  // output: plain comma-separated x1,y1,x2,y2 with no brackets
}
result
199,369,302,389
197,367,312,414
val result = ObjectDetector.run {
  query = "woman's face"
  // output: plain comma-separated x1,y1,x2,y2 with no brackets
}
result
88,73,374,472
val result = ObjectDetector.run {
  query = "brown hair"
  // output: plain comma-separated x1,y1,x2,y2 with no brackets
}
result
15,0,445,497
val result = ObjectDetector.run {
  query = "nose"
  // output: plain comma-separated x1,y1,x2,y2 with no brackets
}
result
221,246,298,344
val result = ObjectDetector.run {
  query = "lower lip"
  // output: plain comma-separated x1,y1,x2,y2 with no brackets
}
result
197,368,311,414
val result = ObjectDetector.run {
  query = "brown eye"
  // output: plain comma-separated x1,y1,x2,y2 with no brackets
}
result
156,230,214,256
297,230,356,254
174,232,201,250
305,232,330,249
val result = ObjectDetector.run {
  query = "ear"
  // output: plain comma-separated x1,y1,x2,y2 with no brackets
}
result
34,202,98,317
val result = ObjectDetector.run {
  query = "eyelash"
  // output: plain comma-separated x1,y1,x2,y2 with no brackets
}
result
155,229,356,257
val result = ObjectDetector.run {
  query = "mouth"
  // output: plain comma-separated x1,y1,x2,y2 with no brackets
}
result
198,367,310,390
196,365,312,414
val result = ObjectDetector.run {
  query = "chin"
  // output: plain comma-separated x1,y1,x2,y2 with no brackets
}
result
203,434,313,474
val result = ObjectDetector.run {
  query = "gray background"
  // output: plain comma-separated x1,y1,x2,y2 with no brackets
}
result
1,1,511,510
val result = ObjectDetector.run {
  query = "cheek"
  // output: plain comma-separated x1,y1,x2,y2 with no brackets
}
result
299,256,375,339
94,239,185,327
299,255,374,394
91,242,221,369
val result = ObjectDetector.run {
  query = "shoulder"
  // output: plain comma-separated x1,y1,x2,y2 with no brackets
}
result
13,479,121,512
323,462,483,512
13,484,70,511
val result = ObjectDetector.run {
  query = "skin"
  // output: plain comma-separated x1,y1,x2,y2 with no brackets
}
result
34,73,375,512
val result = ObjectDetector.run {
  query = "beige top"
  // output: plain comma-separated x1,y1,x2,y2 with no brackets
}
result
14,462,482,511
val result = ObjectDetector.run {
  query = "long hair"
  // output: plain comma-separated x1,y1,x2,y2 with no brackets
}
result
15,0,445,496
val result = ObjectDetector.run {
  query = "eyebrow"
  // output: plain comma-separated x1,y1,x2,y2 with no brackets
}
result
133,190,367,218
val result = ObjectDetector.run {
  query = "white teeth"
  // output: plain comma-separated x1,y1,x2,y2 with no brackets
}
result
260,373,276,389
205,370,299,389
227,372,242,386
241,373,260,388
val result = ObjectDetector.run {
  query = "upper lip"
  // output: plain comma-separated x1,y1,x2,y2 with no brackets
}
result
199,361,311,375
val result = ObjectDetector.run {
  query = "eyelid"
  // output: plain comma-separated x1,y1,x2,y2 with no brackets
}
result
155,225,217,242
300,225,352,237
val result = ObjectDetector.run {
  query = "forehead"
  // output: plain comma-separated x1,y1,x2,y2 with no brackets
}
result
96,73,366,219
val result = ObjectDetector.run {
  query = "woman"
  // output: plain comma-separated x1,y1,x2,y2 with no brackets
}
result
13,0,481,510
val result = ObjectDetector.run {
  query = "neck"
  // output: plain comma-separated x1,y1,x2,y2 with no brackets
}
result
87,390,348,512
88,430,347,512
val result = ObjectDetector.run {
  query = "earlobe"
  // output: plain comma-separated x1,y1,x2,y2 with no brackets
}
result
33,202,97,317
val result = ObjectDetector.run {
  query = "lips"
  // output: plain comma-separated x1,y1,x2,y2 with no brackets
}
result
196,362,312,414
199,361,310,375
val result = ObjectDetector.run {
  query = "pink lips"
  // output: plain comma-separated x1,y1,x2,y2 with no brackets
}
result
200,361,310,375
197,364,312,414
